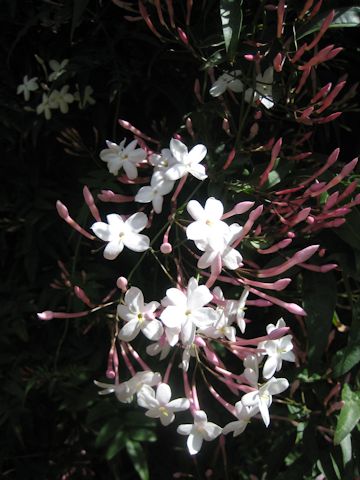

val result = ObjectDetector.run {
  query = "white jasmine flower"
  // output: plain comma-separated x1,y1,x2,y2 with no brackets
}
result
241,354,289,427
165,139,207,181
209,70,243,97
160,277,217,346
49,85,74,114
259,335,295,379
94,370,161,404
36,93,54,120
222,402,258,437
180,343,197,371
137,383,190,426
100,139,146,179
135,171,175,213
211,286,248,334
186,197,231,251
117,287,163,342
17,75,39,101
48,59,69,81
177,410,222,455
150,148,176,172
235,287,249,333
91,212,150,260
244,67,274,109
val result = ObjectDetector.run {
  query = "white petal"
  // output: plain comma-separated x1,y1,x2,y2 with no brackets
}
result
91,222,112,241
159,411,175,426
156,383,172,405
209,81,226,97
266,378,289,395
125,212,148,233
259,399,270,427
170,138,188,162
142,319,163,341
165,288,187,307
160,306,184,328
189,163,207,180
186,221,206,241
168,398,190,412
123,161,138,179
204,197,223,220
198,249,218,269
241,391,258,407
152,194,164,214
187,144,207,165
222,420,246,437
187,432,203,455
125,287,144,311
260,96,274,109
202,422,222,441
262,356,279,380
181,318,196,345
188,285,212,309
123,233,149,252
187,200,204,221
222,249,242,270
118,319,141,341
177,424,193,436
165,164,187,181
135,186,154,204
104,241,123,260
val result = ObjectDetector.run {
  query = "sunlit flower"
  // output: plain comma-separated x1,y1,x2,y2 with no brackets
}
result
91,212,150,260
117,286,163,341
209,70,243,97
17,75,39,101
94,371,161,403
165,139,207,181
160,277,217,346
135,171,175,213
222,402,258,437
100,139,146,178
137,383,190,426
177,410,222,455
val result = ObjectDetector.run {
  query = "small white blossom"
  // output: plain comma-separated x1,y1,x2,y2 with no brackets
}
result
94,371,161,404
222,402,258,437
135,171,175,213
91,212,150,260
137,383,190,426
244,67,274,109
186,197,231,251
258,319,295,379
49,85,74,114
75,85,96,109
160,277,218,346
17,75,39,101
165,139,207,181
209,70,243,97
100,139,146,178
241,355,289,427
48,59,69,81
150,148,176,172
177,410,222,455
117,287,162,342
146,336,171,360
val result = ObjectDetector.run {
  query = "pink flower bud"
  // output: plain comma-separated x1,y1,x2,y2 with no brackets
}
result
268,327,290,339
160,242,172,254
37,310,54,321
56,200,69,219
177,27,189,45
116,276,128,291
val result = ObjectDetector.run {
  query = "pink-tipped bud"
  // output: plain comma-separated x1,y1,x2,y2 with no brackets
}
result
287,231,296,238
294,245,319,263
306,216,315,224
194,336,206,348
244,54,255,61
56,200,69,219
273,52,284,72
106,369,116,379
160,242,172,254
268,326,290,340
38,311,54,321
177,27,189,45
249,205,263,221
223,148,236,170
116,276,128,292
235,201,255,215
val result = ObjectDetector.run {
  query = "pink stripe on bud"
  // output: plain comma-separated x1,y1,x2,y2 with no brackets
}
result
223,148,236,170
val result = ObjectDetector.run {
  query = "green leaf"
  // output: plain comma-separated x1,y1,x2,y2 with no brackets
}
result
336,208,360,251
302,271,337,367
220,0,243,62
334,384,360,445
126,440,149,480
71,0,90,40
105,431,126,461
297,7,360,40
332,344,360,377
340,434,352,467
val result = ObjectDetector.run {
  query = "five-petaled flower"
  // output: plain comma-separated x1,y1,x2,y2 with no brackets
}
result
100,139,146,178
91,212,150,260
17,75,39,101
165,139,207,181
177,410,222,455
137,383,190,426
209,70,243,97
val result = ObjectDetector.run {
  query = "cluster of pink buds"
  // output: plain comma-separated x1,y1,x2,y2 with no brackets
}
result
39,127,343,455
